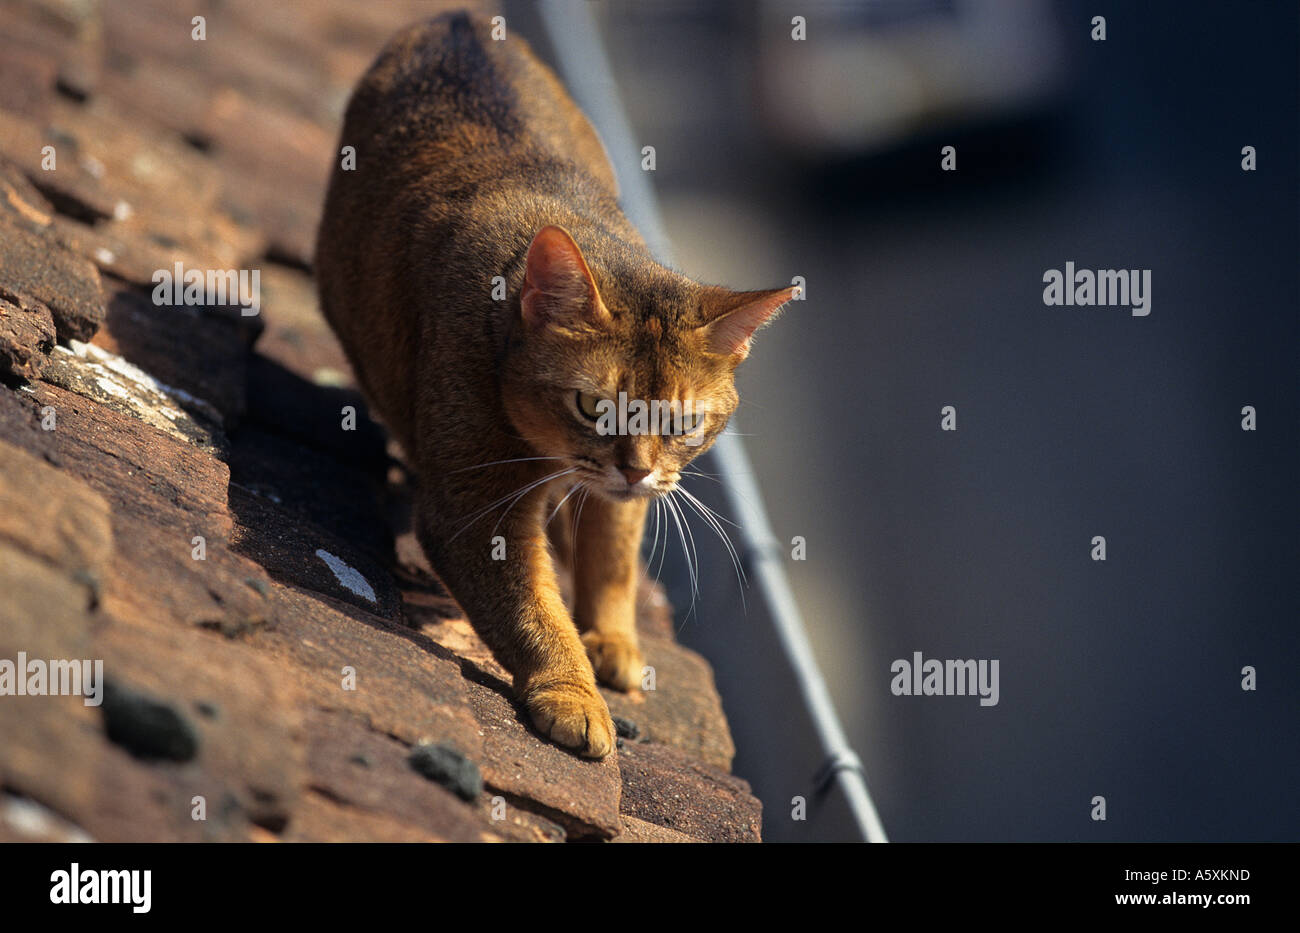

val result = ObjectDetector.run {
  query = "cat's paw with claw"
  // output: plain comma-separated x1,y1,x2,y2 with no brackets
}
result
522,679,616,759
581,631,644,692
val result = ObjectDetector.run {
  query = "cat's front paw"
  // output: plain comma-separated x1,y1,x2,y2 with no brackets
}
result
581,631,644,692
522,679,616,759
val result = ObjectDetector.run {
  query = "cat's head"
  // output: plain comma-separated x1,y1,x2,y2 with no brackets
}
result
501,225,794,502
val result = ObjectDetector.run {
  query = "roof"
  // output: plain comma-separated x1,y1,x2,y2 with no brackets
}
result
0,0,761,842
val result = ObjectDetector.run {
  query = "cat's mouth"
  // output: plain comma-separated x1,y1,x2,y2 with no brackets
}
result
570,462,672,502
600,483,657,502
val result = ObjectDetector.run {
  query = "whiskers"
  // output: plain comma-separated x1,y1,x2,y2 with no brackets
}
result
451,455,569,474
448,466,578,544
447,458,749,624
569,483,593,552
545,479,586,530
638,482,748,624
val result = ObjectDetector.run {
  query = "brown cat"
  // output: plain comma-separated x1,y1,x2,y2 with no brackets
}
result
315,12,793,758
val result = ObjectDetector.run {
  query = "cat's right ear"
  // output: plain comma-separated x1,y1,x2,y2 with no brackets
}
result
520,226,611,331
698,286,797,361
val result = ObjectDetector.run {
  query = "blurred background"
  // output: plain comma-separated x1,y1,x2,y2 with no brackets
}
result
509,0,1299,841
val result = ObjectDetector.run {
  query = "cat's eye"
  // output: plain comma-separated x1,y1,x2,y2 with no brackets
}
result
675,408,703,435
575,391,604,421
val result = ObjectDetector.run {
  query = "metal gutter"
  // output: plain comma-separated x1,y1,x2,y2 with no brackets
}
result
535,0,888,842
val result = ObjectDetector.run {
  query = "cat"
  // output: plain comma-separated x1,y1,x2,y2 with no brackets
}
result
315,12,793,758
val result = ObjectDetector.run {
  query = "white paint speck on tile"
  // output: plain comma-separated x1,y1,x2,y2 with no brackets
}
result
65,339,221,422
314,549,377,604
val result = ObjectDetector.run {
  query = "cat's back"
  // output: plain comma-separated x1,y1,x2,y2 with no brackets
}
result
342,11,615,189
315,12,619,456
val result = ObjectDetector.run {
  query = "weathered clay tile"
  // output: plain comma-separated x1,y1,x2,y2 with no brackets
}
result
0,107,122,224
0,290,56,381
617,741,763,843
300,708,499,842
604,633,737,772
0,0,763,844
0,440,112,575
39,341,225,450
230,425,390,549
91,612,307,837
229,484,401,619
0,380,230,525
462,672,625,839
0,46,58,121
0,155,56,233
0,218,105,341
0,2,102,109
282,790,443,843
91,278,253,427
613,815,702,843
253,584,486,759
251,263,355,385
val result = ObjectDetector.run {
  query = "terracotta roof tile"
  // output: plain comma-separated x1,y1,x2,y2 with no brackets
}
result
0,0,762,843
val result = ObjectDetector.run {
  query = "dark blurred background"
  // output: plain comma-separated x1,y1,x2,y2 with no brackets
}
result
511,0,1299,841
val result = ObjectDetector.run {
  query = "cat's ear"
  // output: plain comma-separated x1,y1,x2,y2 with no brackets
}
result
698,286,797,360
520,225,610,331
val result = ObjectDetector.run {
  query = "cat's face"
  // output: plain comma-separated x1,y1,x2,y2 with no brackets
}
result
501,226,792,502
502,318,738,500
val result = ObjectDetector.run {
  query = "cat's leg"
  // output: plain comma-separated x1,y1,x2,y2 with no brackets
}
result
572,496,648,692
417,480,616,758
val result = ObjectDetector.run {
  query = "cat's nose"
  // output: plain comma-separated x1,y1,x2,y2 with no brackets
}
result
619,466,651,486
